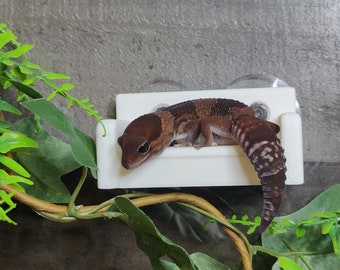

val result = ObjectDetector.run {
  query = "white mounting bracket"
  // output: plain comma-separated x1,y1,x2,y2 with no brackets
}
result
96,87,304,189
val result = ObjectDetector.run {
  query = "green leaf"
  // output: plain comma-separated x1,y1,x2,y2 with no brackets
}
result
9,80,43,98
70,129,97,170
114,196,196,269
151,259,180,270
328,226,340,256
268,222,287,234
262,185,340,269
10,66,27,81
67,100,73,108
12,118,81,203
0,59,15,66
3,80,12,89
0,120,10,128
277,257,303,270
21,99,97,171
322,220,336,235
43,72,70,80
3,44,33,58
0,169,33,191
247,226,256,234
46,91,57,100
0,131,38,153
0,208,17,225
22,61,43,70
0,189,16,208
295,226,306,239
61,83,75,91
0,99,21,115
0,174,33,187
0,153,30,177
190,252,230,269
0,62,6,72
80,98,89,104
0,30,16,49
282,219,295,226
152,252,231,270
18,66,33,75
22,77,37,85
312,212,337,219
0,189,17,225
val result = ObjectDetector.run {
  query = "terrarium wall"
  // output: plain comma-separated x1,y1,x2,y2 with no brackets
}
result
0,0,338,163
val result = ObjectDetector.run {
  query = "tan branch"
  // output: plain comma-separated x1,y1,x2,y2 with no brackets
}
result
133,193,252,270
0,111,252,269
1,182,252,269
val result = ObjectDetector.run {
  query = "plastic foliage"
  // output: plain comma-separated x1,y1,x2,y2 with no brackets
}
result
263,184,340,269
0,23,103,128
0,23,101,173
0,98,37,224
0,23,102,207
0,23,101,194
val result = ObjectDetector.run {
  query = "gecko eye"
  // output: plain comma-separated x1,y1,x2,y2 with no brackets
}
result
137,141,150,154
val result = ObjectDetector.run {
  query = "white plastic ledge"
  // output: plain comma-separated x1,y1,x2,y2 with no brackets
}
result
96,88,304,189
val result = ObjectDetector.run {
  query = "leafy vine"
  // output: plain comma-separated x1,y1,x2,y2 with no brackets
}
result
0,23,105,134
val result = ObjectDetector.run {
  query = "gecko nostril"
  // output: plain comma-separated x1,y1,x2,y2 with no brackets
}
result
250,102,270,120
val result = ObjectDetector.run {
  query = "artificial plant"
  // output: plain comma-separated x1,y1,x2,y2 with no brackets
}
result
1,23,339,270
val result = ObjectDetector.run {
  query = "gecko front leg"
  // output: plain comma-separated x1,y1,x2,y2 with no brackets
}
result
193,116,235,148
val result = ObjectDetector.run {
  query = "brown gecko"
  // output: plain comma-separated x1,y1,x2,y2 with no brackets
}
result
118,98,286,232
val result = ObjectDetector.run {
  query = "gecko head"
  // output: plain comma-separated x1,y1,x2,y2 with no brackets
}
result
118,113,172,170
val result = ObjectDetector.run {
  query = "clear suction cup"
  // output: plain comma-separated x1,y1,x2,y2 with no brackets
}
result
227,74,289,88
227,74,300,115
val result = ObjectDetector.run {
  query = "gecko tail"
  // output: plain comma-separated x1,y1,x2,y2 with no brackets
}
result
230,113,287,233
258,170,286,232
